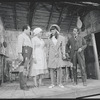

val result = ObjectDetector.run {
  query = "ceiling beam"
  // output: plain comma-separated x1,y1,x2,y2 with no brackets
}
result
57,6,64,26
27,1,37,28
64,2,87,6
41,2,51,12
46,2,54,30
53,2,61,13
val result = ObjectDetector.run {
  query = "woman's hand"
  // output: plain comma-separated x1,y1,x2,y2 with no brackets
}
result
66,53,69,58
33,58,37,64
18,53,23,62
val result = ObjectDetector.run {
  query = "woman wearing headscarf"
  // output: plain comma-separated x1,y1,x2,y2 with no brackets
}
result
29,27,48,87
47,24,66,88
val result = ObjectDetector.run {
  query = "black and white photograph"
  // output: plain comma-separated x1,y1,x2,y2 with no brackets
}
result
0,0,100,99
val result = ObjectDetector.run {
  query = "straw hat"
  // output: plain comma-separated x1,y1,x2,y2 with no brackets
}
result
33,27,42,35
49,24,60,32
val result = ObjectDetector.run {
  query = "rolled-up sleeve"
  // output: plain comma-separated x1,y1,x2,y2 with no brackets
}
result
17,35,23,54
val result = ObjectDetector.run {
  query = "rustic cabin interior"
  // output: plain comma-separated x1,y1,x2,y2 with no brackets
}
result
0,1,100,98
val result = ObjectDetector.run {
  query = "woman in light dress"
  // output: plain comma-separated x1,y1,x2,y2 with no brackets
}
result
29,27,48,87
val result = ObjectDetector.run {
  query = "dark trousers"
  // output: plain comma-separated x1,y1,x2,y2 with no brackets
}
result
19,72,27,89
73,51,87,84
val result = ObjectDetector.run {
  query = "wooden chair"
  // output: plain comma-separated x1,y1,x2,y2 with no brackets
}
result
62,61,73,83
9,59,20,82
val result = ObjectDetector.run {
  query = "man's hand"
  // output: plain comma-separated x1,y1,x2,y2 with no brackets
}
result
63,54,66,59
78,48,82,52
66,53,69,58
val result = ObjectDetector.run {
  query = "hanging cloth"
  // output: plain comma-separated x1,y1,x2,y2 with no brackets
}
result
77,16,82,29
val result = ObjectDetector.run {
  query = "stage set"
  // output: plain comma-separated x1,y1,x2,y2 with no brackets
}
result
0,78,100,98
0,1,100,99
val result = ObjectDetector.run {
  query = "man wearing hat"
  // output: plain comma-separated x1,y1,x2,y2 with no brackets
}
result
17,25,33,90
47,24,66,88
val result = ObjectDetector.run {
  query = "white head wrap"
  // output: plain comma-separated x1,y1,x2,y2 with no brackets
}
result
33,27,42,35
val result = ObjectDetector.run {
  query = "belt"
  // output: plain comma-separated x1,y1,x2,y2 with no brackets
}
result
74,50,78,51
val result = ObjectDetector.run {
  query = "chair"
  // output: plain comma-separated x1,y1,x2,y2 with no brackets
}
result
9,59,20,82
62,61,73,82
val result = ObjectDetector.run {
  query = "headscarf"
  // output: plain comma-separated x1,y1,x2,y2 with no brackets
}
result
33,27,42,36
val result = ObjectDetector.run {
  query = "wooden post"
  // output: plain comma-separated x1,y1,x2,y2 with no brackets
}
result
91,33,100,79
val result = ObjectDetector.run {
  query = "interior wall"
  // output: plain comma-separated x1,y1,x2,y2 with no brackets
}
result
4,30,21,60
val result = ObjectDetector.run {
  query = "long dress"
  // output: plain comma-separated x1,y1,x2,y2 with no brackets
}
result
29,36,48,76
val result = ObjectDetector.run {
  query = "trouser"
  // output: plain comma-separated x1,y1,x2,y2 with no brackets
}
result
19,72,27,89
19,46,33,89
73,51,87,84
50,67,62,85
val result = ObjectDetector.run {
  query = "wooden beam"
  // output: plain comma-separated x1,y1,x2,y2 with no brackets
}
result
13,3,17,30
46,2,54,30
27,2,38,28
41,2,51,12
57,6,64,26
53,2,61,13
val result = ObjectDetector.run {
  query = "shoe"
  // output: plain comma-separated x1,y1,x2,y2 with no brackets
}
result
73,82,77,86
21,87,29,91
39,83,44,86
59,84,64,88
83,82,87,86
49,84,55,88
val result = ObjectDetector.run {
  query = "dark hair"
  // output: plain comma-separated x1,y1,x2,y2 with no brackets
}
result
22,25,29,31
49,32,58,39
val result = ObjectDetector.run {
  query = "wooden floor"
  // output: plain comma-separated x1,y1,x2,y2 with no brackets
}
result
0,78,100,98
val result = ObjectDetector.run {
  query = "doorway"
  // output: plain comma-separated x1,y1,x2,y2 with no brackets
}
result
84,34,96,79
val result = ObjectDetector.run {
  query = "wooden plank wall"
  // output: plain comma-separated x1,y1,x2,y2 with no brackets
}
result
4,30,21,59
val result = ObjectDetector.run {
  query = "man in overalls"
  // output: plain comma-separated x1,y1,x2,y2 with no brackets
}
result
17,25,32,90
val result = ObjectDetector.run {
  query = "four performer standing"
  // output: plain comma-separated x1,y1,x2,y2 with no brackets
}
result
17,24,87,90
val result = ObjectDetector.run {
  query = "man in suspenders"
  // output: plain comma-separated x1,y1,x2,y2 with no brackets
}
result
17,25,32,90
